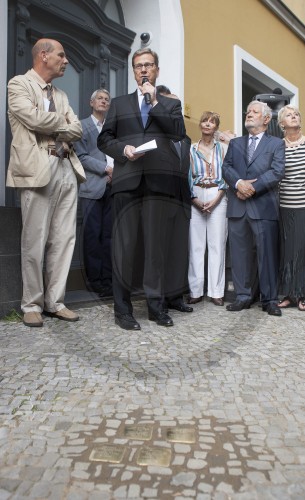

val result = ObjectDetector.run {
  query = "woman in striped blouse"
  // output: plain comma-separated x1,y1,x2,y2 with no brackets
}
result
277,105,305,311
187,111,228,306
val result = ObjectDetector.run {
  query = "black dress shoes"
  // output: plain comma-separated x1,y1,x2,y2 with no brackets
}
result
168,301,193,313
115,314,141,330
226,300,251,311
262,303,282,316
99,286,113,299
87,282,113,297
87,282,105,294
148,311,174,327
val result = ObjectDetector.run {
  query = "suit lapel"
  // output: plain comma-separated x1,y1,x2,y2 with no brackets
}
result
241,135,249,165
170,140,180,158
87,117,99,137
129,91,143,128
25,72,45,110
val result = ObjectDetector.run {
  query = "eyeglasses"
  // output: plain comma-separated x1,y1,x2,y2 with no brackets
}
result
133,62,155,71
95,97,110,102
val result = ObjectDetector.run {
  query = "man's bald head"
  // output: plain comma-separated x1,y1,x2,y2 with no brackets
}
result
32,39,56,62
31,38,68,83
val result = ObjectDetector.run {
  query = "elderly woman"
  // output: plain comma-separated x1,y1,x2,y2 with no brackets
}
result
187,111,228,305
277,105,305,311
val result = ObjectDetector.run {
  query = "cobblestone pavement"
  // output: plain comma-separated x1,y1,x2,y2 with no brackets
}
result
1,298,305,499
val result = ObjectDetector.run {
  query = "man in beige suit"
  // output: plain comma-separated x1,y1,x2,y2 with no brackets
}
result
7,38,86,327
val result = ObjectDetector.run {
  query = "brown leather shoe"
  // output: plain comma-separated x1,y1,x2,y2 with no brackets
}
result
23,312,43,327
187,296,203,304
211,298,224,306
45,307,79,322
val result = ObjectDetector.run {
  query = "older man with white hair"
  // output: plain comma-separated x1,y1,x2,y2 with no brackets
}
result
222,100,285,316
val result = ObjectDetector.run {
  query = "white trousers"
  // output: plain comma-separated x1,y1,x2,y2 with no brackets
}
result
20,156,78,313
188,186,228,299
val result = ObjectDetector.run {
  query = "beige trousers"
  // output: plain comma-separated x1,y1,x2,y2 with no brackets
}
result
20,156,78,313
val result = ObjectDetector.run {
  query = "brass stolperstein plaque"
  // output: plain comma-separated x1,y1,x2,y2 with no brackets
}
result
137,446,171,467
89,444,126,463
123,424,153,440
166,427,196,443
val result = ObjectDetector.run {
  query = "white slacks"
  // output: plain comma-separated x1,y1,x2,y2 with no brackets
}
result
20,156,78,313
188,186,228,299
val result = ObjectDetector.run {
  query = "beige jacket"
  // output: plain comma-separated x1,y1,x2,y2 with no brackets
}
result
7,69,86,188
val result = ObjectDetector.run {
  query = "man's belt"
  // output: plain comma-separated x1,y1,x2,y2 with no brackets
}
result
194,182,218,189
48,149,70,159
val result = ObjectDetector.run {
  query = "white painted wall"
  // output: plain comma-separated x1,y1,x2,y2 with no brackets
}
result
0,0,8,206
234,45,298,137
121,0,184,101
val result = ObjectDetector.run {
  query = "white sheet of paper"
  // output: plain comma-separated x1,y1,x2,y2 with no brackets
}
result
134,139,157,154
106,155,114,167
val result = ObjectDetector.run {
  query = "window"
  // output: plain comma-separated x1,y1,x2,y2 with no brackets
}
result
234,45,298,136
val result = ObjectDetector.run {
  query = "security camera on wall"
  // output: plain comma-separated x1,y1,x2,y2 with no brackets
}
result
140,32,152,46
252,89,290,117
252,89,291,138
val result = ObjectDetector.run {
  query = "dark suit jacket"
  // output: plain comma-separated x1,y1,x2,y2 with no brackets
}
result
97,91,186,196
222,133,285,220
74,116,108,199
169,136,192,219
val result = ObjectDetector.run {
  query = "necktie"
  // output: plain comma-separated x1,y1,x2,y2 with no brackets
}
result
140,98,151,127
46,85,66,159
248,136,258,163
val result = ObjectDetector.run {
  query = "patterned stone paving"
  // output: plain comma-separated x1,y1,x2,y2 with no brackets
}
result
0,298,305,499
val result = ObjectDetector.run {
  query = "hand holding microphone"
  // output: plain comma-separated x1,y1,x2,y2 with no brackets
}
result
142,77,151,104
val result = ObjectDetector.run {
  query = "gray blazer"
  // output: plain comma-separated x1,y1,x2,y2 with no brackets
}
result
74,116,108,199
222,133,285,220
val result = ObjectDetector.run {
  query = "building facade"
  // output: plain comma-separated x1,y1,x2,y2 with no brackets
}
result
1,0,184,208
181,0,305,139
1,0,305,314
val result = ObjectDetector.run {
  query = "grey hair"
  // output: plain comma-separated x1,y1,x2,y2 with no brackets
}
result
248,100,272,120
277,104,301,127
90,88,111,101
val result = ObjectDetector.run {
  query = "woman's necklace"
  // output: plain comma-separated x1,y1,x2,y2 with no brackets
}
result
284,132,305,148
199,139,215,152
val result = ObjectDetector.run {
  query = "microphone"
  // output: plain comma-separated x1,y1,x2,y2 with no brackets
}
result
142,77,151,105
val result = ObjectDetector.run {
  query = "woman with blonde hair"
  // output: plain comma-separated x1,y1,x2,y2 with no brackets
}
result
187,111,228,305
277,105,305,311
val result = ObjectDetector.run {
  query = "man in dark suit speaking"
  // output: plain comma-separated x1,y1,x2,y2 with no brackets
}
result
98,48,186,330
222,100,285,316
